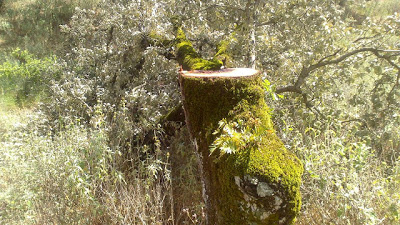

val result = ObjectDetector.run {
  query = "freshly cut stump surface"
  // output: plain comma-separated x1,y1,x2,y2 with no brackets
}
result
179,68,303,225
181,68,259,78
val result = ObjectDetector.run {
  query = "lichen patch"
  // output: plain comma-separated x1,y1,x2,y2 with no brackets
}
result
257,182,274,198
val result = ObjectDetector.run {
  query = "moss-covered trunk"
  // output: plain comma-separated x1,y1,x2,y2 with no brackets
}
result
179,69,303,225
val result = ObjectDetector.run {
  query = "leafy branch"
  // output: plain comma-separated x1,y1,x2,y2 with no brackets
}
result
276,47,400,112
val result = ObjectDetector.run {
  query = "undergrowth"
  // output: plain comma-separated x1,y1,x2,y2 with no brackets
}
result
0,0,98,56
0,48,58,106
0,105,176,224
270,101,400,225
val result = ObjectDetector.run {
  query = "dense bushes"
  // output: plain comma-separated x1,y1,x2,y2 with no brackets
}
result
44,2,180,161
272,108,400,224
0,0,98,55
1,1,190,224
0,110,175,224
0,49,58,106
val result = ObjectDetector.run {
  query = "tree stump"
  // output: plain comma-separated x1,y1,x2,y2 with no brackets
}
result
179,68,303,225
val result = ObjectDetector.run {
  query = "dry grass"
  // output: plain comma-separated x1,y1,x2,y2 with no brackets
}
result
0,96,205,224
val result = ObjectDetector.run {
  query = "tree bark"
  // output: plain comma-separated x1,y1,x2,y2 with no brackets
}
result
179,68,303,225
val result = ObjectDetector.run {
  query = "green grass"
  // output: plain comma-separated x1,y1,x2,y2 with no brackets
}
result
0,96,34,224
0,95,31,136
0,94,17,110
0,93,176,224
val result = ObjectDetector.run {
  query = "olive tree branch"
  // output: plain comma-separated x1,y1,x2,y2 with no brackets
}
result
353,34,381,43
275,47,400,117
277,47,400,95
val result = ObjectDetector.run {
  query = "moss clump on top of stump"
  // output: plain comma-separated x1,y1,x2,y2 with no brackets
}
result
179,69,303,225
175,27,222,71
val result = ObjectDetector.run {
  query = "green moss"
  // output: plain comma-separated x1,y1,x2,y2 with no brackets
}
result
215,108,302,224
232,134,303,221
176,27,222,71
181,75,271,141
215,39,229,58
213,36,234,68
180,73,303,224
148,31,173,47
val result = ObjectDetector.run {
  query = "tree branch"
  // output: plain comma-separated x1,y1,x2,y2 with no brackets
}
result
275,85,301,94
275,84,326,119
353,34,381,43
316,48,343,65
256,18,280,27
275,47,400,119
276,47,400,94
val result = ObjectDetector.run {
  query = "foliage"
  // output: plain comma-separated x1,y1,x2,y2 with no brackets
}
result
0,0,98,56
210,118,273,157
272,113,400,224
0,48,58,106
42,2,181,164
0,106,172,224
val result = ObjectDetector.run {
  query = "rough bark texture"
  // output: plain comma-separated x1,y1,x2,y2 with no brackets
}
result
179,69,303,225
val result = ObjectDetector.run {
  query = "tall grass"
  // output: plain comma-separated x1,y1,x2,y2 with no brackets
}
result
0,104,207,224
297,128,399,224
0,106,175,224
271,109,400,224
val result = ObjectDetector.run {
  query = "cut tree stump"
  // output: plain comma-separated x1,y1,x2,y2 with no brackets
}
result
179,68,303,225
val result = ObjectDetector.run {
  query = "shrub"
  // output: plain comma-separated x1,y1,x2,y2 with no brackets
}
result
42,1,180,162
0,0,98,55
269,101,400,224
0,48,58,106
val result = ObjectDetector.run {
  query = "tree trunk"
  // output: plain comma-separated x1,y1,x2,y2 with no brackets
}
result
179,68,303,225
